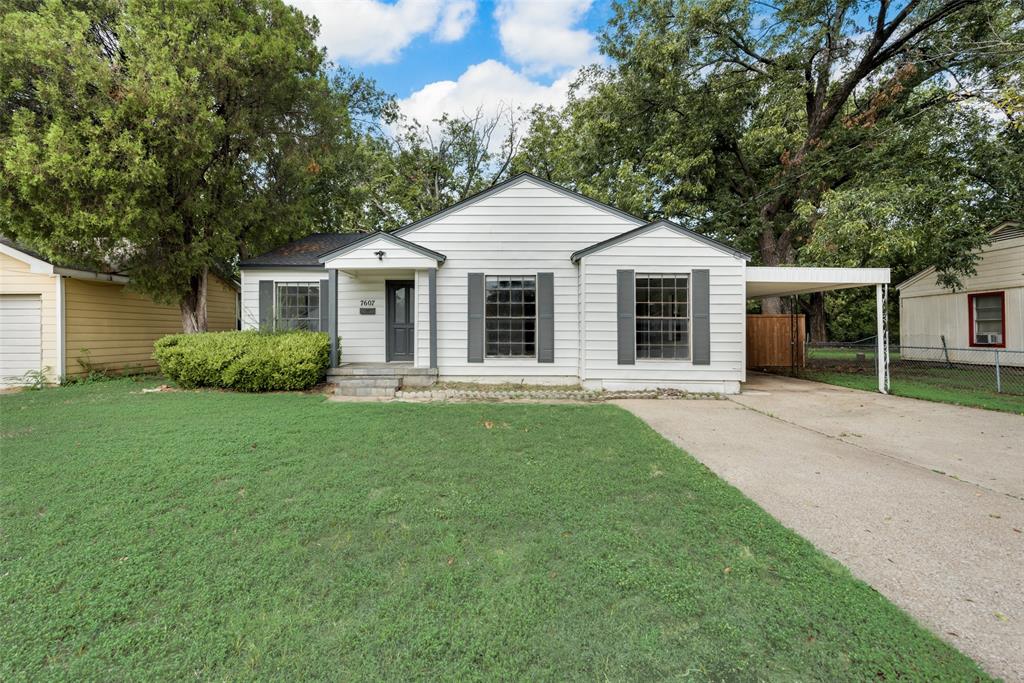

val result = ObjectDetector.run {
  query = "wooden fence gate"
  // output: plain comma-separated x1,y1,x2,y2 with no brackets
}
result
746,314,805,369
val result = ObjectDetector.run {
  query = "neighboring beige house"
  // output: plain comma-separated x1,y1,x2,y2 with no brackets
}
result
897,222,1024,366
0,238,238,385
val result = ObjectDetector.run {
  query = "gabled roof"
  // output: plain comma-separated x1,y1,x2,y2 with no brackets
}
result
896,221,1022,290
318,231,446,264
393,172,647,238
570,219,750,263
0,235,131,283
239,232,369,268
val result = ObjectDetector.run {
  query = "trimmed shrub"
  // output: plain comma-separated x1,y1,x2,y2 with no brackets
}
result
154,331,329,392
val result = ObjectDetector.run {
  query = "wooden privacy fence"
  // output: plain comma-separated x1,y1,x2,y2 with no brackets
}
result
747,314,805,369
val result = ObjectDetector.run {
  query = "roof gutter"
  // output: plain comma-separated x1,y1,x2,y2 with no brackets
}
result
53,267,130,284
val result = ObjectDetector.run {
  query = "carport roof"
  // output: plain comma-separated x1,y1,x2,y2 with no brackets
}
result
746,266,890,298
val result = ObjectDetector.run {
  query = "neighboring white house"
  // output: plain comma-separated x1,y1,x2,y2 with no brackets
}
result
239,174,891,394
897,222,1024,367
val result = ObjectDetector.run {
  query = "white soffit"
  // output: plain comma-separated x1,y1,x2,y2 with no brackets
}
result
746,267,891,298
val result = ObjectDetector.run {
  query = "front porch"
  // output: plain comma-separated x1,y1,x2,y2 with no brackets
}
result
319,231,444,371
327,362,438,397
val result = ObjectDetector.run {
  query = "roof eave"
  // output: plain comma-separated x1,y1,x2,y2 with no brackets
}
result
318,231,447,264
393,173,647,239
571,220,750,263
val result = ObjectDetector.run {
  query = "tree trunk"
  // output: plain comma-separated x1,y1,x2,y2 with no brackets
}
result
806,292,828,342
757,226,795,315
180,267,209,333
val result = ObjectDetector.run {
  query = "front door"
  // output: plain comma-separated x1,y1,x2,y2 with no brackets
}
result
386,280,415,362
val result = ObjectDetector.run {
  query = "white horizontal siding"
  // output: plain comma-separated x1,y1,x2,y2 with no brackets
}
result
337,270,417,364
899,286,1024,364
239,269,327,330
240,267,419,365
324,235,437,270
901,237,1024,298
580,225,746,389
408,177,642,379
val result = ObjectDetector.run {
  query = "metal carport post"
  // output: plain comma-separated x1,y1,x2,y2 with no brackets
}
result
876,283,890,394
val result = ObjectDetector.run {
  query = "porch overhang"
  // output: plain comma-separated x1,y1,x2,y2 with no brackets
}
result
745,267,890,299
319,231,445,271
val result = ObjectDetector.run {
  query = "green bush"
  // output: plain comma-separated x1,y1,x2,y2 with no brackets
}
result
154,331,329,391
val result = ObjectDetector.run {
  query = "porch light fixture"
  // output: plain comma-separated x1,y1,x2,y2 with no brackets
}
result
375,250,385,261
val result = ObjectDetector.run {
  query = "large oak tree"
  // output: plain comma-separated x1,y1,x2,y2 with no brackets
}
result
514,0,1022,333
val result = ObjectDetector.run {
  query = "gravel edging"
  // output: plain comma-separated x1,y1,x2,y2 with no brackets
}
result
394,388,725,402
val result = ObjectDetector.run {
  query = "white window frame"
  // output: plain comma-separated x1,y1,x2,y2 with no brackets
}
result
275,282,320,331
635,272,691,362
484,274,537,358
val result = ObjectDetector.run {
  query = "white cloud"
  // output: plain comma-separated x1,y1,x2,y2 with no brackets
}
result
398,59,576,125
435,0,476,42
290,0,476,64
396,60,579,149
495,0,599,75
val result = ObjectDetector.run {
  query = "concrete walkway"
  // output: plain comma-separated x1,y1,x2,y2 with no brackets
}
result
616,375,1024,681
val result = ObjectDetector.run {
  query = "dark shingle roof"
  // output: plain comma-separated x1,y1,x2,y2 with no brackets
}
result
239,232,370,268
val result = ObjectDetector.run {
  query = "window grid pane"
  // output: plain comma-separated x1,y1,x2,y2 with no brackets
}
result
636,273,689,360
973,294,1003,342
276,283,320,331
485,275,536,357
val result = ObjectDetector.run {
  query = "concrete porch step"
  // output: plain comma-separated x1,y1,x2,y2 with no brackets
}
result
328,364,438,378
335,385,399,398
332,377,401,389
332,376,401,397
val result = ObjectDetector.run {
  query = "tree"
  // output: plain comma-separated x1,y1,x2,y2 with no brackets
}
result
360,105,524,231
515,0,1022,334
1,0,363,331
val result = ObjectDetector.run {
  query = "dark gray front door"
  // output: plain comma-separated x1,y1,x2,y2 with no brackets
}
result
386,280,415,361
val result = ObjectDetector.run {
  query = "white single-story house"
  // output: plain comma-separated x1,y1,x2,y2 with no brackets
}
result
239,174,891,395
897,221,1023,367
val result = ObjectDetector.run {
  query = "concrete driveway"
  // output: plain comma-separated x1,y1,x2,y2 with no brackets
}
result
616,374,1024,681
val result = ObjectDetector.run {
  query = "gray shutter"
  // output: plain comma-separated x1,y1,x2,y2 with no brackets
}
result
258,280,274,331
467,272,484,362
319,279,329,333
616,269,635,365
692,269,710,365
537,272,554,363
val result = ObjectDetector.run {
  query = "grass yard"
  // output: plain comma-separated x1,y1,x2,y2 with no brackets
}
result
1,380,989,681
800,369,1024,414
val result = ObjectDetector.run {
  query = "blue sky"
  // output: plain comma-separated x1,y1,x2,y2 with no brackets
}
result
289,0,615,129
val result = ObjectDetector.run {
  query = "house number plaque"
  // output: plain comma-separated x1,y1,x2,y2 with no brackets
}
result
359,299,376,315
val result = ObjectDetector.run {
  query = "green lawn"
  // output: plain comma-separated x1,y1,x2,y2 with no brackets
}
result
801,369,1024,414
1,380,988,681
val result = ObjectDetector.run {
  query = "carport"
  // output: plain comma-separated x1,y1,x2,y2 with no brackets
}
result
745,267,892,392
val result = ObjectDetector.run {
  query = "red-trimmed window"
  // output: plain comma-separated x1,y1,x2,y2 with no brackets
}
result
968,292,1005,348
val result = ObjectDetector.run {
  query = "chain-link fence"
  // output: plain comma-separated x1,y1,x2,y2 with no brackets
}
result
805,340,1024,396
